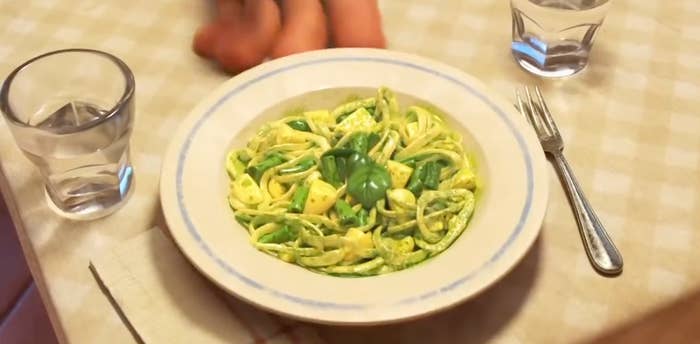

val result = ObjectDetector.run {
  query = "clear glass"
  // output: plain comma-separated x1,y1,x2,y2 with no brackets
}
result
511,0,612,78
0,49,135,220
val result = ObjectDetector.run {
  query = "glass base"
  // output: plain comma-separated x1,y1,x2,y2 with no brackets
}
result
511,40,589,78
512,53,588,78
44,167,134,221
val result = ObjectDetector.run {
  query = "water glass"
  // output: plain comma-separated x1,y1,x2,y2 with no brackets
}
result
0,49,135,220
511,0,612,78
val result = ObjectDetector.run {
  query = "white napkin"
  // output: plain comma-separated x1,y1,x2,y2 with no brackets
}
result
89,227,324,344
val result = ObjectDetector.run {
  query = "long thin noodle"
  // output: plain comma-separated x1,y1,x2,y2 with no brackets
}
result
226,87,477,276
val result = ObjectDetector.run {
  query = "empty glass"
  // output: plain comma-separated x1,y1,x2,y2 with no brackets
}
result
0,49,135,220
511,0,612,78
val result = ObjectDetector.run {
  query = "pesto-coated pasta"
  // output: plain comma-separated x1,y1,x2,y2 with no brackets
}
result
226,87,477,276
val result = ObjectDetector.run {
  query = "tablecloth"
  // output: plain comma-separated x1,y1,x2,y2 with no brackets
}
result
0,0,698,343
90,227,323,344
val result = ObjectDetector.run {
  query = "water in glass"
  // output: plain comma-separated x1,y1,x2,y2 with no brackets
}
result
1,49,136,220
511,0,611,78
17,99,134,219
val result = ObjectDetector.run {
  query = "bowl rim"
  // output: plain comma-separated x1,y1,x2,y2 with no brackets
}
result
160,48,548,325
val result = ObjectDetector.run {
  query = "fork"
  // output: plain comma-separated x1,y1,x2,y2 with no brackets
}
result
516,86,623,276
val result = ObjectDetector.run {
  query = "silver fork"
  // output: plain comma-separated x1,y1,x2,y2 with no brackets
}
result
516,86,623,276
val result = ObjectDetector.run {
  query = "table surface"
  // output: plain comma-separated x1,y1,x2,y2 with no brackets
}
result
1,0,699,343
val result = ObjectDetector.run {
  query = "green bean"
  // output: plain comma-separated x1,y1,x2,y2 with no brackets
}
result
406,164,427,196
357,208,368,226
234,213,252,227
259,225,297,244
320,155,342,187
401,157,417,168
352,208,377,232
337,158,350,180
335,199,357,225
288,185,310,213
423,162,441,190
251,223,280,239
247,152,286,183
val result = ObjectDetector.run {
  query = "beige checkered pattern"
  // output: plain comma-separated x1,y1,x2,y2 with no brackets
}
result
0,0,698,343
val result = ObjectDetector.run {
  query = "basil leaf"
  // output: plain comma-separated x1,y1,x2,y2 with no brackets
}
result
345,152,372,178
367,133,381,150
321,148,355,159
347,163,391,209
286,120,311,132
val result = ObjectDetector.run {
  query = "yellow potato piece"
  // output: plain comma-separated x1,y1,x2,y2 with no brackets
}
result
342,228,374,263
276,125,307,144
303,179,337,215
268,179,287,198
304,110,332,125
452,168,476,190
387,188,416,210
231,174,264,205
387,160,413,188
335,108,377,133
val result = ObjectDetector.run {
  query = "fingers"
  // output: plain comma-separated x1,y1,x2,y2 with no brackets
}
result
193,23,221,58
192,0,243,58
325,0,386,48
193,0,387,74
269,0,328,59
217,0,243,21
215,0,281,73
192,0,281,73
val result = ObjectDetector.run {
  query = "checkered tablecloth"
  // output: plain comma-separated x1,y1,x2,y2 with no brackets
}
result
0,0,698,343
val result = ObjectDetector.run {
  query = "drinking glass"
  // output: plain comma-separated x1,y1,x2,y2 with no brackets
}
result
511,0,612,78
0,49,135,220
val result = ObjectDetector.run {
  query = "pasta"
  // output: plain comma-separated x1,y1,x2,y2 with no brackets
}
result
226,87,477,276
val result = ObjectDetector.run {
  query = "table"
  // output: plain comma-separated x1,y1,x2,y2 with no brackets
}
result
1,0,699,343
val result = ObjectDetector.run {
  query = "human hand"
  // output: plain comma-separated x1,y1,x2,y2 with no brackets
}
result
193,0,386,74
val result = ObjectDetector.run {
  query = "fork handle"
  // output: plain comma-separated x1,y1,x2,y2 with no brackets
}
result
551,153,623,275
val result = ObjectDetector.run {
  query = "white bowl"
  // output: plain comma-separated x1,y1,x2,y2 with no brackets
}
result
160,48,548,325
